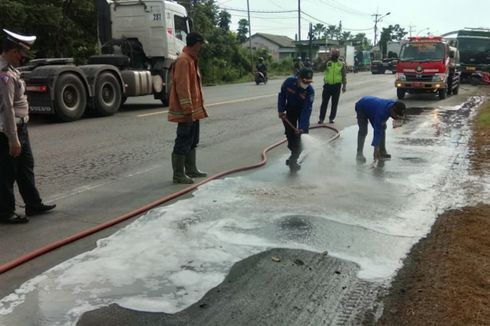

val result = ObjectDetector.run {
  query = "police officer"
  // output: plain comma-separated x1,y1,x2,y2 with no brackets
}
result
0,29,55,224
278,67,315,174
318,48,347,124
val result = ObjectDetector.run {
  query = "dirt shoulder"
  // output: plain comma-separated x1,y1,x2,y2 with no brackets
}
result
376,99,490,326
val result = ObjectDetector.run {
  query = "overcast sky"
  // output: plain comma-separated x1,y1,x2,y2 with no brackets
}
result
216,0,490,41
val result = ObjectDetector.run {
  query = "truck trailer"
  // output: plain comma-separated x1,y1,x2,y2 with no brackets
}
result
22,0,190,122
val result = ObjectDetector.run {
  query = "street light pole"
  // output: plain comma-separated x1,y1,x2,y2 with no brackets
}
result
372,11,390,46
247,0,253,76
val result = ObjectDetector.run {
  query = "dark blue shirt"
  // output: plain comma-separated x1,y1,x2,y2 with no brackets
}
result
355,96,396,146
277,77,314,132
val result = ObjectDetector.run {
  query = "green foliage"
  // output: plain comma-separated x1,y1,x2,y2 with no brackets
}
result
477,101,490,127
0,0,97,62
379,24,407,57
237,19,249,43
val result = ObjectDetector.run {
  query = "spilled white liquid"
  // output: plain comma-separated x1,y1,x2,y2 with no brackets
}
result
0,96,488,326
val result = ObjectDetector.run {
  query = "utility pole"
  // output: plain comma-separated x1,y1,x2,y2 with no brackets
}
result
372,10,390,46
408,24,416,37
247,0,253,75
298,0,301,41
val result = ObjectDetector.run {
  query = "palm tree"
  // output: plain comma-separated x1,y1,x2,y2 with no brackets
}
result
312,23,326,40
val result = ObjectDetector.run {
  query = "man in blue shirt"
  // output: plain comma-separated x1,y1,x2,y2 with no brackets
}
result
355,96,406,163
278,67,315,173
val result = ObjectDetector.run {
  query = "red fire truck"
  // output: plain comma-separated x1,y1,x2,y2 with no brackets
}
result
394,36,460,100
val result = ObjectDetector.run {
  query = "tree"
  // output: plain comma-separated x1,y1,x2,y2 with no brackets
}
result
351,33,370,51
312,23,326,40
218,10,231,31
339,31,351,45
237,19,249,43
379,24,407,58
324,24,340,40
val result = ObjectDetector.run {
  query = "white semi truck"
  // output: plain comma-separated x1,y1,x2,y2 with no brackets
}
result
22,0,190,121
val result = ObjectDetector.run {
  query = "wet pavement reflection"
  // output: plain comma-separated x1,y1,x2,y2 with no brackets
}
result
0,96,488,326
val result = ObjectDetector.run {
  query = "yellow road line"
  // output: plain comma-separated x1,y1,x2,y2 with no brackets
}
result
137,93,274,117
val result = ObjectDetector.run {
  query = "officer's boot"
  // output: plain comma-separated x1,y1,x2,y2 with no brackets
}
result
379,132,391,160
185,149,207,178
356,134,367,163
286,153,301,173
172,153,194,184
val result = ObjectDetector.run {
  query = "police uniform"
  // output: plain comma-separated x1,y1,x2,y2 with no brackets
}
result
318,57,347,124
0,29,55,223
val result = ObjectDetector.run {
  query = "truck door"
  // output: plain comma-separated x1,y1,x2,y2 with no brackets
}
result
165,10,188,60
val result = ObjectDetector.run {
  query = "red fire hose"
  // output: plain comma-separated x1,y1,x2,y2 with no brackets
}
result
0,124,339,275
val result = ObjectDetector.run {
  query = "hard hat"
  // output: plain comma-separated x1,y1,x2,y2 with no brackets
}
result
2,29,36,50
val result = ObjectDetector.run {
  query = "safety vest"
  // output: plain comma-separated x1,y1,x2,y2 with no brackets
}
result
323,60,343,85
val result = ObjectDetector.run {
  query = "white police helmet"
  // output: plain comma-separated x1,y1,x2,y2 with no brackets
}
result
3,29,36,50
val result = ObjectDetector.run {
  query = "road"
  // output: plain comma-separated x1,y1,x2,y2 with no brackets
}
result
0,72,483,325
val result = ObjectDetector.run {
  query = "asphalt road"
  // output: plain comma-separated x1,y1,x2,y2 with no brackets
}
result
0,72,481,316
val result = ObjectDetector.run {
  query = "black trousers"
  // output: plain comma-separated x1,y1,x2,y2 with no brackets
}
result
318,83,342,122
0,125,42,216
172,120,200,155
356,110,387,155
283,107,302,161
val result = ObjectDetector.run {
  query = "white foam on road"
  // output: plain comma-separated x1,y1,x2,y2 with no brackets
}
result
1,97,488,326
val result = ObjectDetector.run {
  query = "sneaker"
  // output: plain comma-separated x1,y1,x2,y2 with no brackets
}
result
356,154,367,163
25,203,56,217
329,119,334,124
289,161,301,172
317,120,324,125
1,213,29,224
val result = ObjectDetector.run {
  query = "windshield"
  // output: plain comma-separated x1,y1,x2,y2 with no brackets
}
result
458,38,490,64
400,42,445,62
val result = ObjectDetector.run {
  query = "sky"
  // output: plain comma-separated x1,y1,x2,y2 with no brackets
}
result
216,0,490,42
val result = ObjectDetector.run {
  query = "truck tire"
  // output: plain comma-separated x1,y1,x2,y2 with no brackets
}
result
54,73,87,122
94,72,122,116
438,87,447,100
161,68,172,107
397,88,406,99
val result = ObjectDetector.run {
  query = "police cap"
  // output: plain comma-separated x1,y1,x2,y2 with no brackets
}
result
2,29,36,50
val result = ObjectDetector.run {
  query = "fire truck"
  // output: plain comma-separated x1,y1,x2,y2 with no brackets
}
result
394,36,460,100
22,0,190,122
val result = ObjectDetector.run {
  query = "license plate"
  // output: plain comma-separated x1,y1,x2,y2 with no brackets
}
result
30,106,53,113
466,66,476,71
413,82,424,88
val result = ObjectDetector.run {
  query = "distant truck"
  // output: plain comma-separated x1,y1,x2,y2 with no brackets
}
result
456,28,490,81
394,36,460,100
338,45,355,71
370,41,400,74
22,0,190,121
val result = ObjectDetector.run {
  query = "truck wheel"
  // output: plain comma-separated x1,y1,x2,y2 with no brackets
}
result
160,68,172,107
54,73,87,122
94,72,122,116
438,88,447,100
397,88,406,99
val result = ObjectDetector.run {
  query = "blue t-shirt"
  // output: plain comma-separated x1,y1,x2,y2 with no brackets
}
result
277,77,314,132
355,96,396,146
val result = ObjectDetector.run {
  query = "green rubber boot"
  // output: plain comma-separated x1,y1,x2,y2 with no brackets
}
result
185,149,207,178
172,153,194,184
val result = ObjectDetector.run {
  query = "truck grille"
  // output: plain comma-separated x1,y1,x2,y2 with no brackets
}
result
405,74,433,82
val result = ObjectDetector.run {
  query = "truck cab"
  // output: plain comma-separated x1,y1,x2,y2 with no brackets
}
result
395,36,460,100
23,0,190,122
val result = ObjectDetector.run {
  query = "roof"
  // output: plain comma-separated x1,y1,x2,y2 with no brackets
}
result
251,33,295,48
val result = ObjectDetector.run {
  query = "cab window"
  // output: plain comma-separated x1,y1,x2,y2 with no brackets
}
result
174,15,188,42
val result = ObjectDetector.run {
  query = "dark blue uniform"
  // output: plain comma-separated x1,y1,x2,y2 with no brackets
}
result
278,76,314,166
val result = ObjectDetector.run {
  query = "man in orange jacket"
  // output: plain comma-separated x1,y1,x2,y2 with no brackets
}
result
168,32,208,184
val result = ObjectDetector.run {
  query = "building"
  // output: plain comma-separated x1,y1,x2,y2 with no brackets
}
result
242,33,296,61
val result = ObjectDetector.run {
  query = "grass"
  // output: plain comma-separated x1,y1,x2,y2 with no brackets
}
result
476,100,490,127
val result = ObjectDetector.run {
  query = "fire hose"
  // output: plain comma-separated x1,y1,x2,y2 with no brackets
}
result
0,123,339,275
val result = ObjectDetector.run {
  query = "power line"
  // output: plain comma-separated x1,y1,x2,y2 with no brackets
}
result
301,11,371,31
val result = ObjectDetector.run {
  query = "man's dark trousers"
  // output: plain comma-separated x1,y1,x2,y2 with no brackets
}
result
0,125,42,217
319,83,342,122
173,121,200,155
284,107,302,161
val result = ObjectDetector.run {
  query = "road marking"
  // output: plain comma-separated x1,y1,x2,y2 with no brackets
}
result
137,93,275,117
